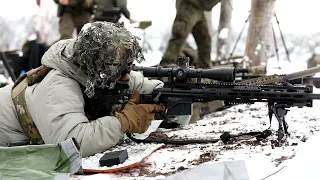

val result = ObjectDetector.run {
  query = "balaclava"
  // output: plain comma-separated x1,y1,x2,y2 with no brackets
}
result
72,21,144,98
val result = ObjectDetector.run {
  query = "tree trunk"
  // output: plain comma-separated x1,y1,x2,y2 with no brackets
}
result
245,0,275,67
216,0,233,60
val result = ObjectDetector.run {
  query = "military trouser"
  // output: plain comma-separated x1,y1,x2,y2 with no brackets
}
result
180,41,199,66
161,2,211,69
59,12,91,40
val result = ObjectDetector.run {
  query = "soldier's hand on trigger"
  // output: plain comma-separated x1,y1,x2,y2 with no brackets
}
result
59,0,69,5
115,91,165,134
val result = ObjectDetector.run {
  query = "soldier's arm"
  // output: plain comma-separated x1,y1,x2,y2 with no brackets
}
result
40,70,162,157
128,71,164,94
42,71,125,157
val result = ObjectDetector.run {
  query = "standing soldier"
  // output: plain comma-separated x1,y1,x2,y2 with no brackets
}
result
54,0,94,40
160,0,221,68
93,0,136,23
306,47,320,80
308,47,320,69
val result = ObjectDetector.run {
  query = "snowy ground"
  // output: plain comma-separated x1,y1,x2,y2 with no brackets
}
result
72,96,320,180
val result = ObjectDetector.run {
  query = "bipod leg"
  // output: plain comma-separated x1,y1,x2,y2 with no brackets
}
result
272,106,290,142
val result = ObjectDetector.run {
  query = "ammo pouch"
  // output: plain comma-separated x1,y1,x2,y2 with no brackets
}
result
93,7,121,23
11,65,52,145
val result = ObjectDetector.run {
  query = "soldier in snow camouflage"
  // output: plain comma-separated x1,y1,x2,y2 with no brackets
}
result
0,22,165,157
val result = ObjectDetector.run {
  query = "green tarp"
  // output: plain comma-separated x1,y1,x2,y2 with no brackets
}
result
0,138,83,180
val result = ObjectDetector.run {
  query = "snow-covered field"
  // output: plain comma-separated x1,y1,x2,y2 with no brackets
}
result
72,89,320,180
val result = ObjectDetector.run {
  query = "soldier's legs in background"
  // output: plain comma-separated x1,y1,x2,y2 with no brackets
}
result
161,19,191,65
192,16,212,69
59,13,76,40
73,12,92,34
161,3,200,66
182,41,199,67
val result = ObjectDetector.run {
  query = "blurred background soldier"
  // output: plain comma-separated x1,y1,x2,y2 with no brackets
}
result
160,0,221,68
93,0,136,23
54,0,94,39
305,46,320,80
307,47,320,69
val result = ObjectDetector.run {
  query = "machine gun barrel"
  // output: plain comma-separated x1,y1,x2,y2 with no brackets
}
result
284,66,320,81
238,66,320,85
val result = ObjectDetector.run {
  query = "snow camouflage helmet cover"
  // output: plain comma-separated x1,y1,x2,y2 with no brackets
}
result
72,22,144,98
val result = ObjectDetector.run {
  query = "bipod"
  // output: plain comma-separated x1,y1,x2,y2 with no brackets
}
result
268,102,290,143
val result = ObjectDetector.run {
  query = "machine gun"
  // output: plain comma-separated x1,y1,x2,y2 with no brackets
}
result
125,57,320,142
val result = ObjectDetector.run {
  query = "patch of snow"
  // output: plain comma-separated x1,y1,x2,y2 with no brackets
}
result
133,50,162,67
266,131,320,180
0,74,7,83
256,44,261,51
314,46,320,55
218,28,229,39
81,23,92,32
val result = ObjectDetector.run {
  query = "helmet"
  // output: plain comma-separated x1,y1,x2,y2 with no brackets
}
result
72,21,144,98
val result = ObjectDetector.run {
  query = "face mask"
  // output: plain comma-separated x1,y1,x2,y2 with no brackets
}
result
72,22,144,98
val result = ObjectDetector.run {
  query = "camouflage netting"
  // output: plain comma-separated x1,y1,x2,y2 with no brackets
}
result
72,22,144,98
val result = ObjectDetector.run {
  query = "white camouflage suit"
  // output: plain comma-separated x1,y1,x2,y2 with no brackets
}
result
0,39,164,157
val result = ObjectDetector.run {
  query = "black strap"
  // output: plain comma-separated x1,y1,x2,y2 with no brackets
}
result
126,129,272,145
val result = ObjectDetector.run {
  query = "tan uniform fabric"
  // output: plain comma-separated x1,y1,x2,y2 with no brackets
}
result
0,39,163,157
